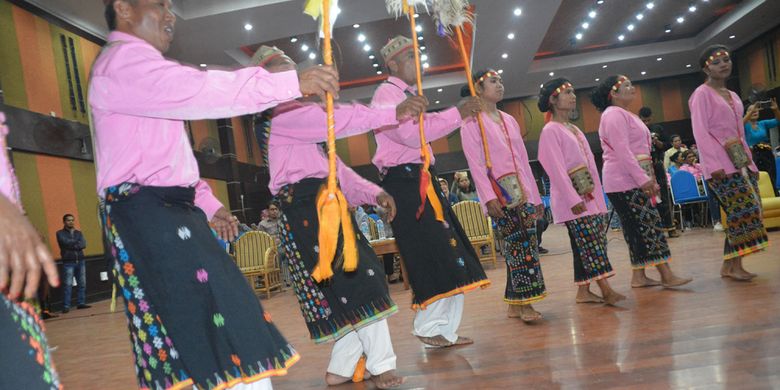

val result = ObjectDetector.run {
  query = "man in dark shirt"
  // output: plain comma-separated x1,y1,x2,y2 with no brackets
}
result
640,107,679,238
56,214,90,313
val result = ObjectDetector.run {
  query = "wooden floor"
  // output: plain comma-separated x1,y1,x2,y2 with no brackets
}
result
45,225,780,389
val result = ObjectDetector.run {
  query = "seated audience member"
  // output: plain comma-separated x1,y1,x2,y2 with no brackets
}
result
451,171,479,202
439,178,459,205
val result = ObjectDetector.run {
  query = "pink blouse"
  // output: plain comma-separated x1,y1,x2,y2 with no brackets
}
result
268,101,397,206
370,76,462,171
598,105,652,193
0,112,21,208
538,121,607,224
460,111,541,214
689,84,757,179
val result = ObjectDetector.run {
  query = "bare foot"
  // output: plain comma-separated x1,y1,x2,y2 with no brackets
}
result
724,269,755,281
720,261,733,278
417,335,453,347
453,336,473,345
631,274,661,288
576,290,604,303
325,372,351,386
662,274,693,288
603,291,626,306
507,304,523,318
372,370,405,389
519,305,543,323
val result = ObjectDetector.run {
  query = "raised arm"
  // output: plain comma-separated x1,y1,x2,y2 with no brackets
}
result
271,102,397,144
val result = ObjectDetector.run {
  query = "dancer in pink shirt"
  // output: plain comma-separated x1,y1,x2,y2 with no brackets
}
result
460,69,546,322
537,79,626,306
591,75,691,289
689,44,768,280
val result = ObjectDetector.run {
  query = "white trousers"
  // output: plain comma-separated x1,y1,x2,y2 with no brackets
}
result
412,294,464,343
201,377,271,390
326,319,397,377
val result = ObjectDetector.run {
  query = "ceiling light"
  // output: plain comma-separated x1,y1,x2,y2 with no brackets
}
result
602,64,608,68
540,83,544,88
641,71,647,75
420,46,426,51
582,22,590,29
244,23,253,31
636,14,644,20
686,64,692,68
368,54,375,59
308,52,316,60
588,10,597,18
514,8,522,16
549,72,555,76
688,5,697,12
656,57,662,61
646,2,654,9
421,54,428,62
301,44,309,51
597,0,604,4
627,24,635,31
363,44,371,52
595,78,600,81
501,53,508,59
418,36,424,41
377,70,383,75
199,64,207,68
618,34,625,41
358,34,366,42
677,16,685,23
729,35,736,39
415,25,423,32
437,88,443,92
665,28,672,33
507,32,516,39
373,63,379,67
575,32,583,40
290,37,298,43
423,63,430,69
353,23,360,28
413,13,419,18
435,100,440,104
497,69,504,74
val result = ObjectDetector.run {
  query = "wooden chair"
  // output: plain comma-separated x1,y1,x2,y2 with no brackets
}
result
233,231,283,299
451,201,498,268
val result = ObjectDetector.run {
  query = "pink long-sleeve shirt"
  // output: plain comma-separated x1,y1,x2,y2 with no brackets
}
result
460,111,541,214
370,76,462,171
0,112,21,207
268,101,398,206
89,31,301,220
598,106,652,193
538,121,607,224
689,84,757,179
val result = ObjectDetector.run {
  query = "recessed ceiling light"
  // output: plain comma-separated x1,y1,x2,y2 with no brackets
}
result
618,34,625,41
588,10,597,18
415,25,423,32
358,34,366,42
686,64,692,68
665,28,672,33
582,22,590,29
646,2,654,9
688,5,697,12
301,44,309,51
363,44,371,52
308,52,316,60
656,57,662,61
575,32,583,40
423,63,430,69
368,54,375,59
602,64,608,68
437,88,443,92
636,14,644,20
435,100,441,104
414,13,419,18
421,54,428,62
540,83,544,88
377,70,383,75
244,23,254,31
420,46,426,51
627,24,635,31
641,71,647,75
507,32,516,40
514,8,522,16
290,37,298,43
549,72,555,76
199,64,207,68
353,23,360,29
373,63,379,67
677,16,685,23
501,53,509,59
729,35,736,39
597,0,604,4
497,69,504,74
595,78,600,81
418,36,424,41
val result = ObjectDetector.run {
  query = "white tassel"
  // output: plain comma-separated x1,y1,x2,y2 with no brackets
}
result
385,0,430,18
431,0,473,35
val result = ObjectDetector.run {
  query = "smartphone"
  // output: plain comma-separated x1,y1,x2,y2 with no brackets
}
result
758,100,771,109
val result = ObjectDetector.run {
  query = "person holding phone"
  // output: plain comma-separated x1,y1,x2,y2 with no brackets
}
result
743,98,779,191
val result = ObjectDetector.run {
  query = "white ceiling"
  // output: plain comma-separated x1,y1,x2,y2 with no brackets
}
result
24,0,780,108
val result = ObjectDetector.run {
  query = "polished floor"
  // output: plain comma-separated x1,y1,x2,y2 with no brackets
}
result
45,225,780,389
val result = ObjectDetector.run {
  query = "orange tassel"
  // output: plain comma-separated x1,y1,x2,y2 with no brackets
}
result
351,356,367,383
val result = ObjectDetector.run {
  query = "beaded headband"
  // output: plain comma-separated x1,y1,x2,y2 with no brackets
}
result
476,71,500,84
608,76,628,100
704,50,729,67
551,82,573,97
